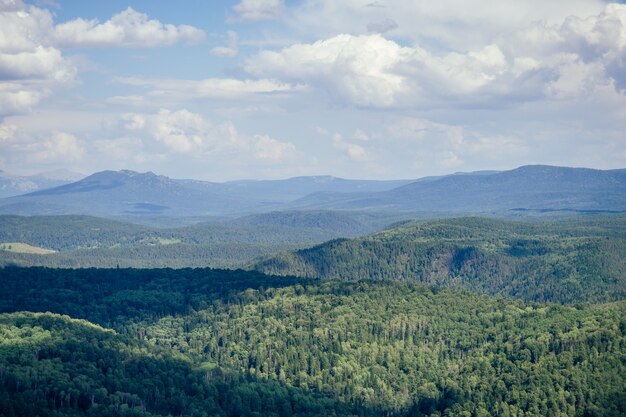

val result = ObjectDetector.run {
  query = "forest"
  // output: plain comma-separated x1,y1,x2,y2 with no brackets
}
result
0,212,387,268
1,266,625,417
254,216,626,304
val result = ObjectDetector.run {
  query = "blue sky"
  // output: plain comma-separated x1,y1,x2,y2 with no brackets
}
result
1,0,625,180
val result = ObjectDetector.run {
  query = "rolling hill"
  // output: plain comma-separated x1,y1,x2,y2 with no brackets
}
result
0,212,388,268
253,215,626,304
1,268,624,417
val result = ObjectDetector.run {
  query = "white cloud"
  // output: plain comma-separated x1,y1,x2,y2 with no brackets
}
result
245,34,525,107
122,109,234,154
0,83,49,115
0,123,84,165
0,46,75,81
112,76,302,105
121,109,300,163
247,4,626,108
332,133,369,161
254,134,297,160
34,131,84,161
93,136,166,165
0,2,205,116
233,0,284,21
0,1,76,114
246,34,411,107
289,0,607,50
53,7,205,48
211,31,238,57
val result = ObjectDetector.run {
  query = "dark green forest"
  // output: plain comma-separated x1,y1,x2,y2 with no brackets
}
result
1,267,625,417
254,216,626,304
0,212,386,268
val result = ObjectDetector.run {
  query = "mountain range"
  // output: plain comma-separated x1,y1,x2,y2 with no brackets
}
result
0,165,624,221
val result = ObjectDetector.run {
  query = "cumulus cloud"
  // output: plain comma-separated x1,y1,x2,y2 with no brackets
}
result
233,0,284,21
121,109,299,163
122,109,236,154
0,123,84,166
0,84,49,115
246,4,626,108
246,34,411,107
0,1,76,114
0,2,204,115
53,7,205,48
34,131,84,161
254,134,297,160
245,34,530,107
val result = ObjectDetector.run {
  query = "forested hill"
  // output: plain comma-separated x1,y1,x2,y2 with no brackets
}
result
253,216,626,304
0,212,385,268
1,268,625,416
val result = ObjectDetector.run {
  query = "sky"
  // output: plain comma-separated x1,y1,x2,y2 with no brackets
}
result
0,0,625,180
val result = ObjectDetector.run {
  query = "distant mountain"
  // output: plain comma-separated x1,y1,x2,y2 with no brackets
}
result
215,176,414,203
0,170,414,219
0,165,624,220
0,169,84,198
1,170,252,217
289,165,626,213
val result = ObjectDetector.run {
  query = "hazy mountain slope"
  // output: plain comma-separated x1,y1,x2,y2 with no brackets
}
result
1,170,253,217
0,169,83,198
0,170,415,219
215,175,414,203
253,215,626,303
290,165,626,213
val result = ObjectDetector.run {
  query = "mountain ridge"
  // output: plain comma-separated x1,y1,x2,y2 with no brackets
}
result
0,165,624,221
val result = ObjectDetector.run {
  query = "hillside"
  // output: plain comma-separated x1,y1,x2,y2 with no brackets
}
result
0,212,384,268
253,215,626,304
290,165,626,213
1,268,624,416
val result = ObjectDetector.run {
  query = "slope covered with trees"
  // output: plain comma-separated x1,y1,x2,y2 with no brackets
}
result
0,212,383,268
253,216,626,304
0,267,625,416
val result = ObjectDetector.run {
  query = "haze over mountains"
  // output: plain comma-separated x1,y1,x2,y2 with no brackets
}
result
0,165,624,222
0,169,84,198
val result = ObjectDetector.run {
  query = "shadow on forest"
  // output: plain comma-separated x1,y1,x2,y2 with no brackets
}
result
0,312,396,417
0,266,309,327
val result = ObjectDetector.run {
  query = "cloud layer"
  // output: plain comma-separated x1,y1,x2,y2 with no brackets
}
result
247,4,626,108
